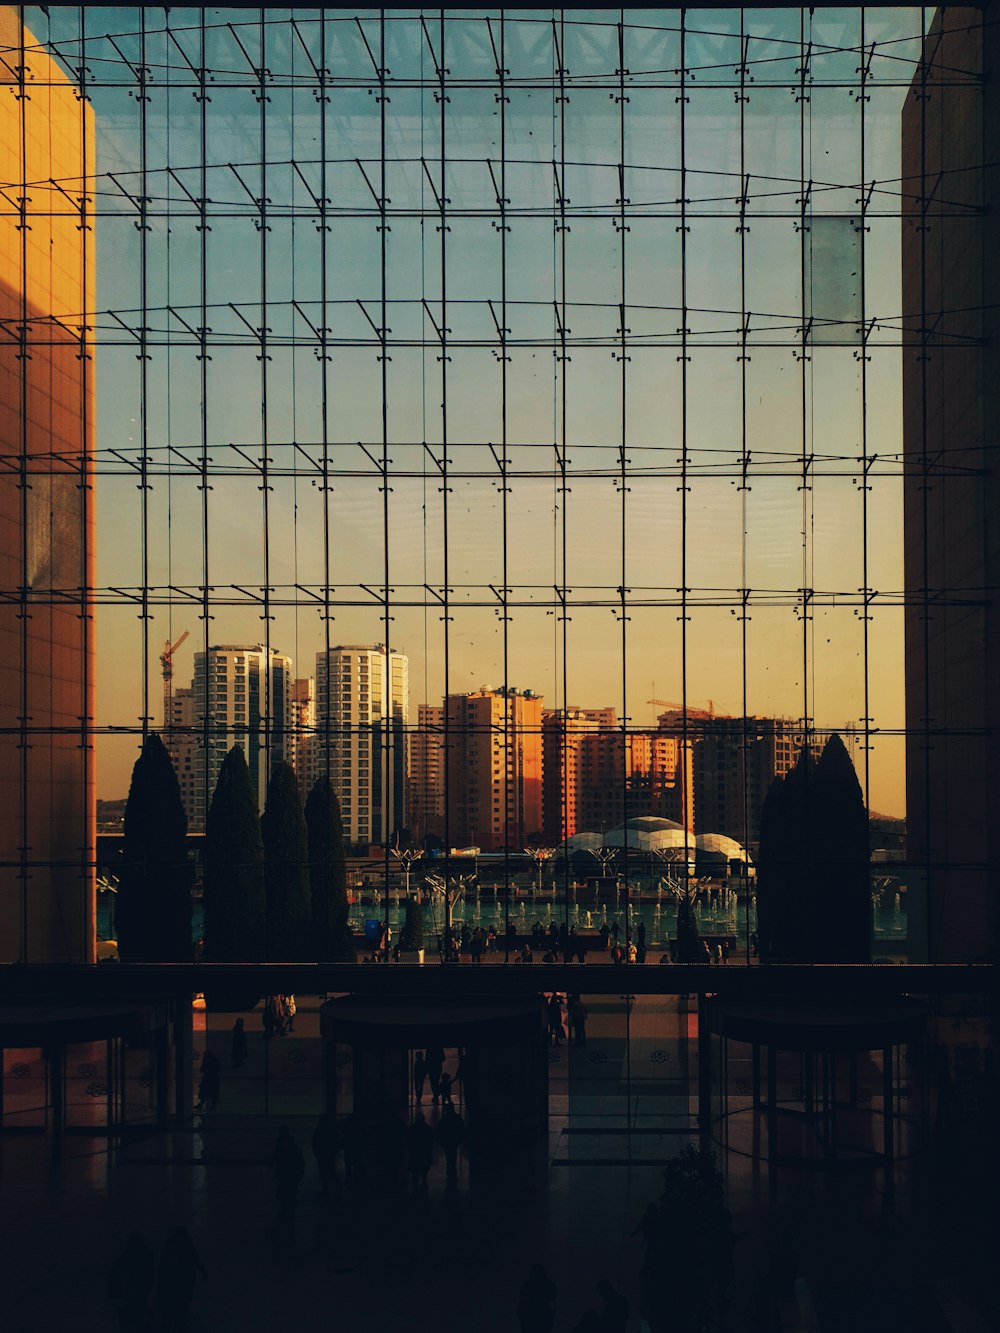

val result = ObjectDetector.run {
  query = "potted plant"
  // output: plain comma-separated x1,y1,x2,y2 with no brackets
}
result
399,895,425,964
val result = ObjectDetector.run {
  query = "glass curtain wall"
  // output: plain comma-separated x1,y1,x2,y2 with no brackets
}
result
0,6,982,976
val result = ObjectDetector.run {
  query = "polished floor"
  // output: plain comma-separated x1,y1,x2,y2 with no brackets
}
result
0,994,993,1333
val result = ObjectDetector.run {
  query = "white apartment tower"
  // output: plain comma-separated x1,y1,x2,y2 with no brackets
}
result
315,645,408,845
176,645,293,831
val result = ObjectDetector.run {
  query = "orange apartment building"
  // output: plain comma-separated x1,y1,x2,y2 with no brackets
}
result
0,11,95,961
445,689,543,852
543,707,694,842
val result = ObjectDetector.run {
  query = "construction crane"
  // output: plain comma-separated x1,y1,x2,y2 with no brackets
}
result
161,630,189,732
647,698,715,718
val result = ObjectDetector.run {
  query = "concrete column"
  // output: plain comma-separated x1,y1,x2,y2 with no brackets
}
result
174,994,193,1124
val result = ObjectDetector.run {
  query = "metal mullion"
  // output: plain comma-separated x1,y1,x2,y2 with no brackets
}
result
437,11,453,957
617,10,633,1143
137,10,152,747
858,7,874,844
258,14,274,833
378,13,391,948
798,10,813,749
497,14,512,960
16,8,29,958
679,12,692,909
738,6,752,964
556,12,570,940
196,12,212,840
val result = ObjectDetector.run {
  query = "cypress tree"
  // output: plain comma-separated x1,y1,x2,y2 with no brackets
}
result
304,777,354,961
756,748,818,962
261,761,310,960
754,772,786,963
204,746,265,962
117,733,191,962
815,734,870,963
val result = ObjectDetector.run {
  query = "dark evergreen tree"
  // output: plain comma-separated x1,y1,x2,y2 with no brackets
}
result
304,777,354,961
204,746,265,962
756,748,818,962
261,761,310,960
117,733,191,962
674,882,703,963
815,733,871,963
399,896,425,953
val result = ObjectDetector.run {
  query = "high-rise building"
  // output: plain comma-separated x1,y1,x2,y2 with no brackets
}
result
446,689,543,852
656,709,857,846
290,677,317,797
0,10,95,962
542,707,693,841
177,646,293,831
542,707,614,843
408,703,445,842
315,645,408,846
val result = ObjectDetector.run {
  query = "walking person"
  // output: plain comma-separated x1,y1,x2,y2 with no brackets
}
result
547,994,565,1045
599,922,611,951
568,994,588,1045
195,1050,220,1112
108,1232,154,1333
230,1017,248,1068
436,1102,466,1186
438,1069,454,1106
263,995,278,1039
413,1050,428,1105
285,994,297,1031
312,1113,340,1198
155,1226,206,1333
426,1045,445,1105
407,1110,434,1191
272,1124,306,1234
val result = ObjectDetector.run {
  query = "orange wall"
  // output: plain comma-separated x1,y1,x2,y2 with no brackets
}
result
0,10,95,961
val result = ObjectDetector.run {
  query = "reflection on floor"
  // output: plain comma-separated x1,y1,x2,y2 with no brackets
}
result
0,993,993,1332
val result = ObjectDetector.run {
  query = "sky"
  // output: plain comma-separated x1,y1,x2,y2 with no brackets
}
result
38,6,927,813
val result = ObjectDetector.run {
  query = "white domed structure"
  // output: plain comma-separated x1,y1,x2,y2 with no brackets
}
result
694,832,752,875
605,817,690,856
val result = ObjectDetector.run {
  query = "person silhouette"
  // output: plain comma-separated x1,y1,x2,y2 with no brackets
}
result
108,1232,154,1333
312,1112,340,1197
517,1263,557,1333
230,1018,247,1068
426,1046,445,1104
272,1125,305,1231
155,1226,206,1333
407,1110,434,1190
195,1050,220,1111
436,1102,466,1186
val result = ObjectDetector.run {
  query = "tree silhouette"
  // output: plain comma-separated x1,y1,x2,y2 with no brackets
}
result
261,762,311,960
674,882,703,962
757,737,869,963
304,777,354,961
399,896,425,953
117,734,191,962
757,747,819,962
204,746,265,962
815,734,870,963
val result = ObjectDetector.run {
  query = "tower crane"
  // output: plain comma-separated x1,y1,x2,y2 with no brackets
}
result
161,630,189,732
647,698,715,718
